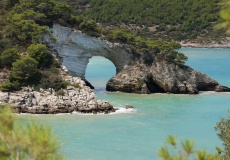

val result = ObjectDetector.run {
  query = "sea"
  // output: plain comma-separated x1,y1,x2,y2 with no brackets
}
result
22,48,230,160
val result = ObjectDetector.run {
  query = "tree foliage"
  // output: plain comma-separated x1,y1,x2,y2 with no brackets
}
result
158,135,221,160
27,44,53,68
0,38,12,54
106,28,188,65
215,114,230,159
215,0,230,34
0,48,20,67
159,114,230,160
76,0,222,40
11,57,40,84
0,107,64,160
37,70,69,91
4,0,73,43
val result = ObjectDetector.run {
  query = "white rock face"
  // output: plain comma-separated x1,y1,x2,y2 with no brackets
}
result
47,24,133,78
0,67,115,114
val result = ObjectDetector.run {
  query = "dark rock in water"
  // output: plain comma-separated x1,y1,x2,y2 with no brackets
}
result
125,104,134,109
214,85,230,92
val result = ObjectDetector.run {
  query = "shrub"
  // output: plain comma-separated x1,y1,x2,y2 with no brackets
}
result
158,135,221,160
0,81,21,92
0,107,64,159
215,115,230,159
0,38,12,54
11,57,40,84
0,48,20,67
51,59,61,68
27,44,53,68
38,71,69,91
72,83,79,88
56,89,65,96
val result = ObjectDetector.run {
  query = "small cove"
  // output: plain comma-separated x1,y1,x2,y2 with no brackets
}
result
21,48,230,160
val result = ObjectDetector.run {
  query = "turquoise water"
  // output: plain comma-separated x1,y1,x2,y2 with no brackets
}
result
23,48,230,160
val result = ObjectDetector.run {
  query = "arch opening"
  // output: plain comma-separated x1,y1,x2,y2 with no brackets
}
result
85,56,116,91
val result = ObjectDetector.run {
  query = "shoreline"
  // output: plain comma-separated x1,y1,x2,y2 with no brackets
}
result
180,40,230,48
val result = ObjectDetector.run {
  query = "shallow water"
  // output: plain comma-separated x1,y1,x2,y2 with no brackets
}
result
21,48,230,160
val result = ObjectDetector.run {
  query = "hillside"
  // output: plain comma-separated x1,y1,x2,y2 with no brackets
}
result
60,0,227,42
0,0,187,92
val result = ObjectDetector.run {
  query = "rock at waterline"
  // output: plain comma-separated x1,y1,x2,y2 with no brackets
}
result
125,104,134,109
0,75,115,114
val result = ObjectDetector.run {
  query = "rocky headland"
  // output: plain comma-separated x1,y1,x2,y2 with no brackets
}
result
0,66,115,114
106,59,230,94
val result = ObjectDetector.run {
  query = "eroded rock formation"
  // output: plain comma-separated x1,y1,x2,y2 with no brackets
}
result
106,60,230,94
47,24,230,94
46,24,133,78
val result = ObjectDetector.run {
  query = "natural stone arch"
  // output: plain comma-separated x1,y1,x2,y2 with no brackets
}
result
45,24,230,94
48,24,133,79
85,56,116,86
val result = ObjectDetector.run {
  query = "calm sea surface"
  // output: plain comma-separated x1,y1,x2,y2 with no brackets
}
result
22,48,230,160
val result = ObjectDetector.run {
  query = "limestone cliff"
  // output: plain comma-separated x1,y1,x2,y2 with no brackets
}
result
46,24,230,94
46,24,133,78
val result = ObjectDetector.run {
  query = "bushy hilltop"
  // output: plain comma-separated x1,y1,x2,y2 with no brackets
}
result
60,0,227,42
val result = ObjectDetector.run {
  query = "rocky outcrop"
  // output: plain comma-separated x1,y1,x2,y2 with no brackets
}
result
0,86,114,114
44,24,230,94
0,66,115,114
106,59,230,94
45,24,133,78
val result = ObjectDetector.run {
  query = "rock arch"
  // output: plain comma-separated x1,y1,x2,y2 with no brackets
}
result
46,24,230,94
49,24,133,79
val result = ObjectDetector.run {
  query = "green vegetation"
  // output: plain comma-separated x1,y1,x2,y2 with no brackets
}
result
56,89,65,96
158,113,230,160
215,0,230,34
36,72,69,91
27,44,53,68
0,107,64,160
0,0,75,92
0,0,190,93
72,83,80,88
60,0,226,42
158,135,220,160
86,0,219,28
0,48,20,67
106,28,188,65
11,57,40,84
215,114,230,159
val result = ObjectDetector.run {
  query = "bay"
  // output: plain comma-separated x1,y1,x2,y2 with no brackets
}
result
23,48,230,160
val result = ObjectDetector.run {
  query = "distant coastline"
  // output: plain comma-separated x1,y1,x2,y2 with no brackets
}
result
180,39,230,48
